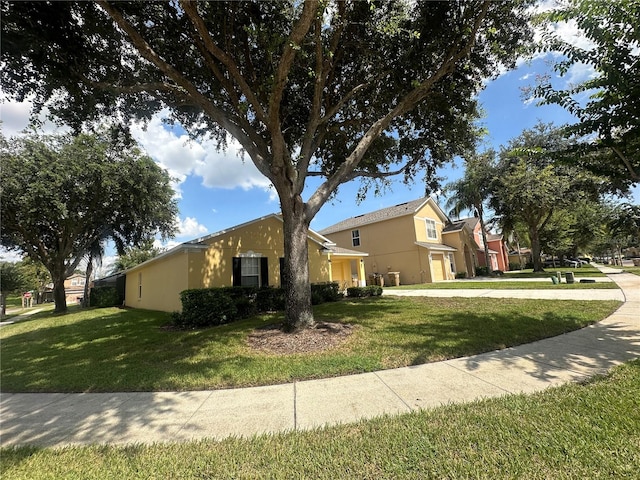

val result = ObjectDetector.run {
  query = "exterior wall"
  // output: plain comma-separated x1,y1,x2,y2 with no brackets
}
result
324,214,425,285
488,238,510,271
125,249,190,312
64,274,87,305
199,216,329,288
324,200,451,285
124,216,333,312
442,229,477,278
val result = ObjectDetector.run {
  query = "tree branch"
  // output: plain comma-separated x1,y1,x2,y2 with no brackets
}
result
97,0,272,179
305,1,491,219
179,0,267,124
611,145,640,181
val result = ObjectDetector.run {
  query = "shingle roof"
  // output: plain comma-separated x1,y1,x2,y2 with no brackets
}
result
319,197,432,235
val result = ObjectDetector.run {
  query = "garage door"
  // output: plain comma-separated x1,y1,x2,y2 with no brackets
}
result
431,254,445,282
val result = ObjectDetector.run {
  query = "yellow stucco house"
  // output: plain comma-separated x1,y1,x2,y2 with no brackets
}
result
124,214,367,312
320,197,479,285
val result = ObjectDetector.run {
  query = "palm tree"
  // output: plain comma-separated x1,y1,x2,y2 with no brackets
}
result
445,151,496,273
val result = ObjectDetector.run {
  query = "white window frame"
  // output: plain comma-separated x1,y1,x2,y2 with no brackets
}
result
138,272,142,299
448,253,456,273
425,219,438,240
352,229,361,247
241,256,261,287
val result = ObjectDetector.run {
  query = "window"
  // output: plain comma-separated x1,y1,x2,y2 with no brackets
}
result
241,257,260,287
233,255,269,287
352,229,361,247
449,253,456,273
71,277,85,286
425,219,438,240
138,273,142,299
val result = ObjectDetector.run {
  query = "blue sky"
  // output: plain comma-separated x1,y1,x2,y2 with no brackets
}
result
2,26,638,271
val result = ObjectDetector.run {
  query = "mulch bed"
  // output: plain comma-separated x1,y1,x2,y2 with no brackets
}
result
247,321,356,354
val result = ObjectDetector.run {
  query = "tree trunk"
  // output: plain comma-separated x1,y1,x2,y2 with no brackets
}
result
281,196,315,332
477,208,492,275
82,257,93,307
529,227,544,272
53,278,67,314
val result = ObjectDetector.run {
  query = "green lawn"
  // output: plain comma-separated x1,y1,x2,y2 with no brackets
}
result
0,297,622,393
385,280,618,290
623,266,640,276
503,266,606,278
2,359,638,479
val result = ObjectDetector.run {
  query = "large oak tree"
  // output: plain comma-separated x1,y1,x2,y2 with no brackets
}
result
1,0,533,330
0,132,178,313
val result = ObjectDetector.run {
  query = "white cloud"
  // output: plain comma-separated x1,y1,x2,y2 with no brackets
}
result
563,62,598,88
130,113,272,196
175,216,208,238
0,247,24,263
0,99,69,137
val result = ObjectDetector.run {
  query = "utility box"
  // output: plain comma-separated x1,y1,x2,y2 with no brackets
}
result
565,271,575,284
387,272,400,287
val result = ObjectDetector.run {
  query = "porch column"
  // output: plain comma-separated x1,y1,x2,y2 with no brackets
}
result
358,258,366,287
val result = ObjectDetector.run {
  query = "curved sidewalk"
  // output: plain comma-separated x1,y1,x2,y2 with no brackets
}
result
1,269,638,448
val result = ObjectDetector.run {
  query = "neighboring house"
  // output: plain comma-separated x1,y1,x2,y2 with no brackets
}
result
320,197,478,285
508,248,532,269
123,214,368,312
448,217,510,272
52,273,88,305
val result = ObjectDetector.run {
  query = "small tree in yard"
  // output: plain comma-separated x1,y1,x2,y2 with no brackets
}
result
0,132,178,314
1,0,533,330
490,123,603,272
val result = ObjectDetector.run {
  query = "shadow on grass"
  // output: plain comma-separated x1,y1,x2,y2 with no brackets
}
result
0,307,265,393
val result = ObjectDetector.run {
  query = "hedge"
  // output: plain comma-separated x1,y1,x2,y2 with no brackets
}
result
173,282,341,329
89,286,122,308
346,285,383,298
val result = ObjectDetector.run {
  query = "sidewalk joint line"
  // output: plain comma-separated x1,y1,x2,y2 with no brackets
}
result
373,372,413,411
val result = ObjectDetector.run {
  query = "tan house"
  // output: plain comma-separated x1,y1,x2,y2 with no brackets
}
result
124,214,367,312
444,217,510,273
63,273,87,304
320,197,478,285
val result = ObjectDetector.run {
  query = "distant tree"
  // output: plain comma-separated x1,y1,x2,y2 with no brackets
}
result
1,0,534,331
445,150,497,271
0,262,28,318
531,0,640,190
608,203,640,264
112,238,162,273
0,131,178,313
490,123,601,272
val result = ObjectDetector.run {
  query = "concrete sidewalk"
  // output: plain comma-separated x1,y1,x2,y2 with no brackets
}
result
1,267,638,448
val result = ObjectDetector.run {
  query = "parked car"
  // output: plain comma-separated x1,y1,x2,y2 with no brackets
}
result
563,258,581,268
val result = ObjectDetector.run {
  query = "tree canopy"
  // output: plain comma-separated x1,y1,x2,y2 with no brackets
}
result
0,131,178,313
1,0,534,329
531,0,640,189
490,123,602,272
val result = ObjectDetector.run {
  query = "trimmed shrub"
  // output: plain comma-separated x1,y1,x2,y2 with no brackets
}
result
475,266,490,276
347,285,383,298
89,286,121,307
311,282,342,303
455,271,467,279
256,287,285,312
174,288,238,329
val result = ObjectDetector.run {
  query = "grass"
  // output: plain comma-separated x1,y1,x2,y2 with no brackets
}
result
503,265,606,278
0,297,622,393
385,280,618,290
2,359,638,479
623,266,640,276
